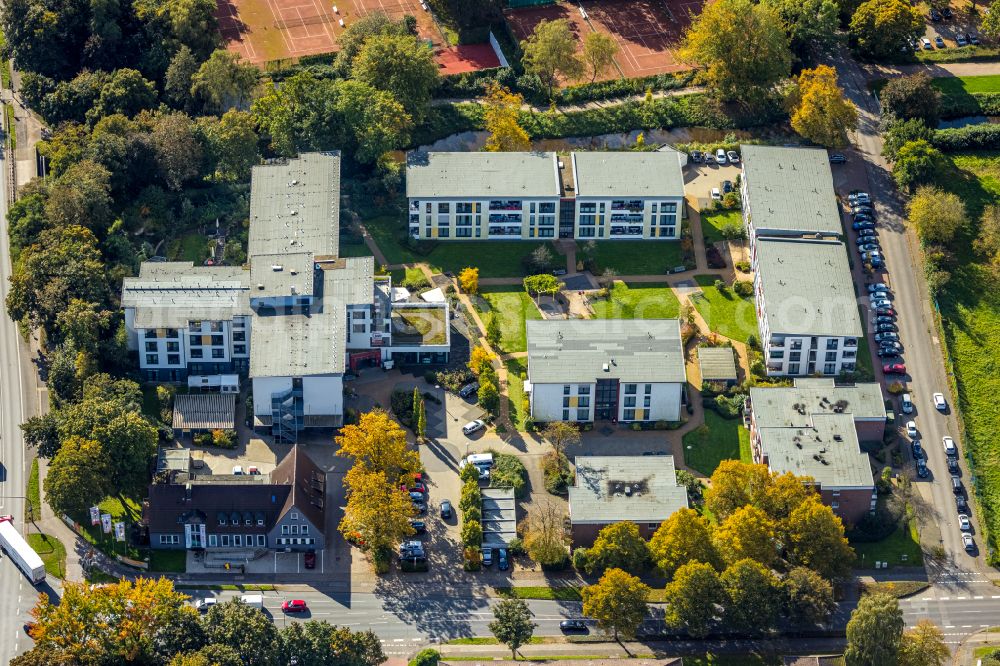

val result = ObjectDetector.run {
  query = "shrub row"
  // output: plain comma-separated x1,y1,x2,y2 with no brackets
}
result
939,92,1000,120
490,452,528,498
932,123,1000,151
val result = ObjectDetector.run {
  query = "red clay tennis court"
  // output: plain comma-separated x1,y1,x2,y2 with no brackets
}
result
217,0,500,72
505,0,703,80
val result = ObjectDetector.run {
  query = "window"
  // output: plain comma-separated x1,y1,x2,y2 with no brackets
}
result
219,516,227,526
233,331,246,342
233,345,246,355
352,324,366,333
562,410,570,421
145,341,157,352
257,535,266,547
456,227,472,238
234,535,242,547
577,409,589,420
824,363,836,374
826,339,839,350
190,348,203,359
247,535,253,546
625,384,637,394
825,351,837,362
221,534,230,546
577,397,590,408
209,534,218,547
563,397,571,408
563,385,571,395
789,363,800,374
146,354,158,365
438,228,450,238
789,351,801,362
291,525,300,535
167,341,179,352
257,517,264,526
831,501,840,510
166,328,178,338
301,525,309,534
644,396,651,408
438,202,450,213
281,525,290,535
623,409,635,421
291,512,299,520
624,396,636,407
644,384,652,394
212,348,225,359
352,311,366,320
769,350,784,359
211,334,224,346
244,517,251,526
578,385,590,395
832,491,841,497
189,334,200,347
167,354,180,365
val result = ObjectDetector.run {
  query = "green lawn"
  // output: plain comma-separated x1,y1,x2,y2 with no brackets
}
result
26,458,39,522
476,287,542,354
338,242,373,258
855,308,875,381
363,216,553,278
691,275,758,343
149,549,187,573
505,357,530,430
167,233,211,264
682,410,752,477
581,240,687,275
700,210,743,246
495,585,583,601
590,281,681,320
930,74,1000,95
76,496,144,559
931,152,1000,563
851,520,923,568
27,533,66,579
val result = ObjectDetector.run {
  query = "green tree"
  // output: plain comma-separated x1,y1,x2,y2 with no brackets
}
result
974,205,1000,276
906,185,966,246
21,413,62,459
485,313,503,350
204,599,281,666
164,45,200,109
844,592,904,666
44,159,114,233
416,398,427,441
336,408,420,486
783,566,836,626
713,505,779,567
720,559,782,635
191,50,258,114
198,109,260,181
489,598,536,658
882,118,933,161
461,519,482,546
680,0,791,106
897,619,950,666
521,19,584,98
541,421,580,456
880,74,942,126
332,79,412,163
165,0,219,57
983,0,1000,41
761,0,839,61
784,497,854,581
788,65,857,147
411,387,422,429
351,34,438,122
86,69,157,124
523,274,562,302
892,139,942,192
334,11,412,75
581,32,619,83
478,379,500,415
339,470,415,553
55,298,111,354
522,497,568,567
648,507,721,578
849,0,923,60
151,112,203,191
663,561,725,638
43,436,107,516
581,568,650,640
586,521,650,574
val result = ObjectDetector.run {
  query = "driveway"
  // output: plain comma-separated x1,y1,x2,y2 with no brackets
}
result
684,162,742,211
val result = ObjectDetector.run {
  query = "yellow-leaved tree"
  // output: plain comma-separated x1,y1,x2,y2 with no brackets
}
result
336,408,420,488
483,83,531,153
458,266,479,295
788,65,858,148
339,469,415,554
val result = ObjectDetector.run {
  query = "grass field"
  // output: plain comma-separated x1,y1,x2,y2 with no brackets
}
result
27,533,66,579
582,240,687,275
476,287,542,354
691,275,758,343
682,410,752,477
505,358,530,430
931,152,1000,563
930,74,1000,95
851,520,923,568
859,580,930,598
26,458,39,522
149,550,187,573
76,496,144,559
338,243,374,258
496,585,583,601
167,233,210,264
363,216,552,277
590,281,681,319
700,210,743,246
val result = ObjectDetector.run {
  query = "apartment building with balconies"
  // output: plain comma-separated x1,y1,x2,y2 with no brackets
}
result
754,238,862,377
405,150,686,241
525,319,686,424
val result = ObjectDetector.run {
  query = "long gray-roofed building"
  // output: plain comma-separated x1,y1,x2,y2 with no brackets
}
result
739,145,842,262
747,378,884,525
526,319,686,423
569,455,688,545
406,149,685,242
753,238,862,377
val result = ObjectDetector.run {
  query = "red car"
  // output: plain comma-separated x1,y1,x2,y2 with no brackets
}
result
281,599,308,613
409,482,427,494
883,363,906,375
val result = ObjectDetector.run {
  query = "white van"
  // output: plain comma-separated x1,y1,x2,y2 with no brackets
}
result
463,453,494,468
240,594,264,610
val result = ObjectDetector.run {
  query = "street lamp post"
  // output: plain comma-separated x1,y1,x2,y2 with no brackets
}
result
0,495,35,522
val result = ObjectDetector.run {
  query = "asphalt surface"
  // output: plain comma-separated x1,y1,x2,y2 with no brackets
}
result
830,48,987,577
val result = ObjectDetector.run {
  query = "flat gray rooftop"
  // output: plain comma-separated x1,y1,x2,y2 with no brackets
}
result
481,487,516,547
172,393,236,431
698,346,738,382
749,378,885,427
757,413,875,490
527,319,685,384
569,455,688,524
754,238,863,338
573,150,685,198
121,262,250,328
249,152,340,259
406,151,561,199
741,145,841,236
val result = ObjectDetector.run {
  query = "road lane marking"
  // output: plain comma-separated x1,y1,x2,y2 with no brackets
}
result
940,597,950,600
957,596,968,600
975,596,984,599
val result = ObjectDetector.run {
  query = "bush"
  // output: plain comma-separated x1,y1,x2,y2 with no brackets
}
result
460,479,482,514
572,547,591,571
932,123,1000,152
508,536,526,556
437,368,474,392
193,431,212,447
462,546,482,571
211,429,237,448
424,371,437,384
490,452,528,498
371,546,391,574
736,260,751,273
707,392,745,419
722,191,741,210
402,272,431,291
750,360,766,378
732,280,753,297
542,451,574,495
390,389,415,426
410,649,441,666
887,381,906,395
462,519,483,547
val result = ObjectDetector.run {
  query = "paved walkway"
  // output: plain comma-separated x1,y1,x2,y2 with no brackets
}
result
869,60,1000,79
430,86,707,113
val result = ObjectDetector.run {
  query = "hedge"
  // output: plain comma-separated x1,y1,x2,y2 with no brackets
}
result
490,452,528,498
939,92,1000,120
932,123,1000,151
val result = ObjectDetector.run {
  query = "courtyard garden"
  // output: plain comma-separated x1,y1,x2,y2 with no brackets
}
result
475,287,542,354
590,281,681,320
682,409,752,477
691,275,758,343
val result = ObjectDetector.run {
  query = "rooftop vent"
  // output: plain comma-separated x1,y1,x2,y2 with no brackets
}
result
602,363,610,372
257,283,265,290
272,265,283,272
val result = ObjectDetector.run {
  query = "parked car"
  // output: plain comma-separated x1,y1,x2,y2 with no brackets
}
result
872,298,893,310
848,190,870,203
409,481,427,494
858,243,881,253
943,436,957,457
942,6,953,18
304,550,316,569
711,187,722,201
716,148,728,164
935,36,946,48
952,475,964,494
922,37,933,49
412,501,427,514
948,457,959,473
409,491,425,502
462,419,485,436
963,533,975,551
864,251,884,267
232,466,244,475
956,34,968,46
906,420,918,438
957,495,968,512
933,392,947,411
876,307,897,317
194,598,217,613
410,520,426,534
498,548,509,571
856,236,878,246
901,393,913,414
689,150,704,163
458,382,479,398
482,548,493,566
916,459,929,478
704,153,715,164
876,323,898,333
883,363,907,374
857,228,877,238
930,7,942,19
829,153,847,164
727,150,740,163
281,600,309,613
722,180,734,194
969,32,980,44
876,315,896,325
912,440,923,459
879,341,903,353
853,220,876,231
440,499,453,520
876,347,901,358
875,332,899,343
560,620,588,633
959,514,971,531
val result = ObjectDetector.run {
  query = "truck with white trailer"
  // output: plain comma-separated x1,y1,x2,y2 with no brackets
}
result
0,515,46,584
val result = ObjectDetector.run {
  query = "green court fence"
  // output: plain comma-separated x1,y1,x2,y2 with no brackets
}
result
506,0,555,8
